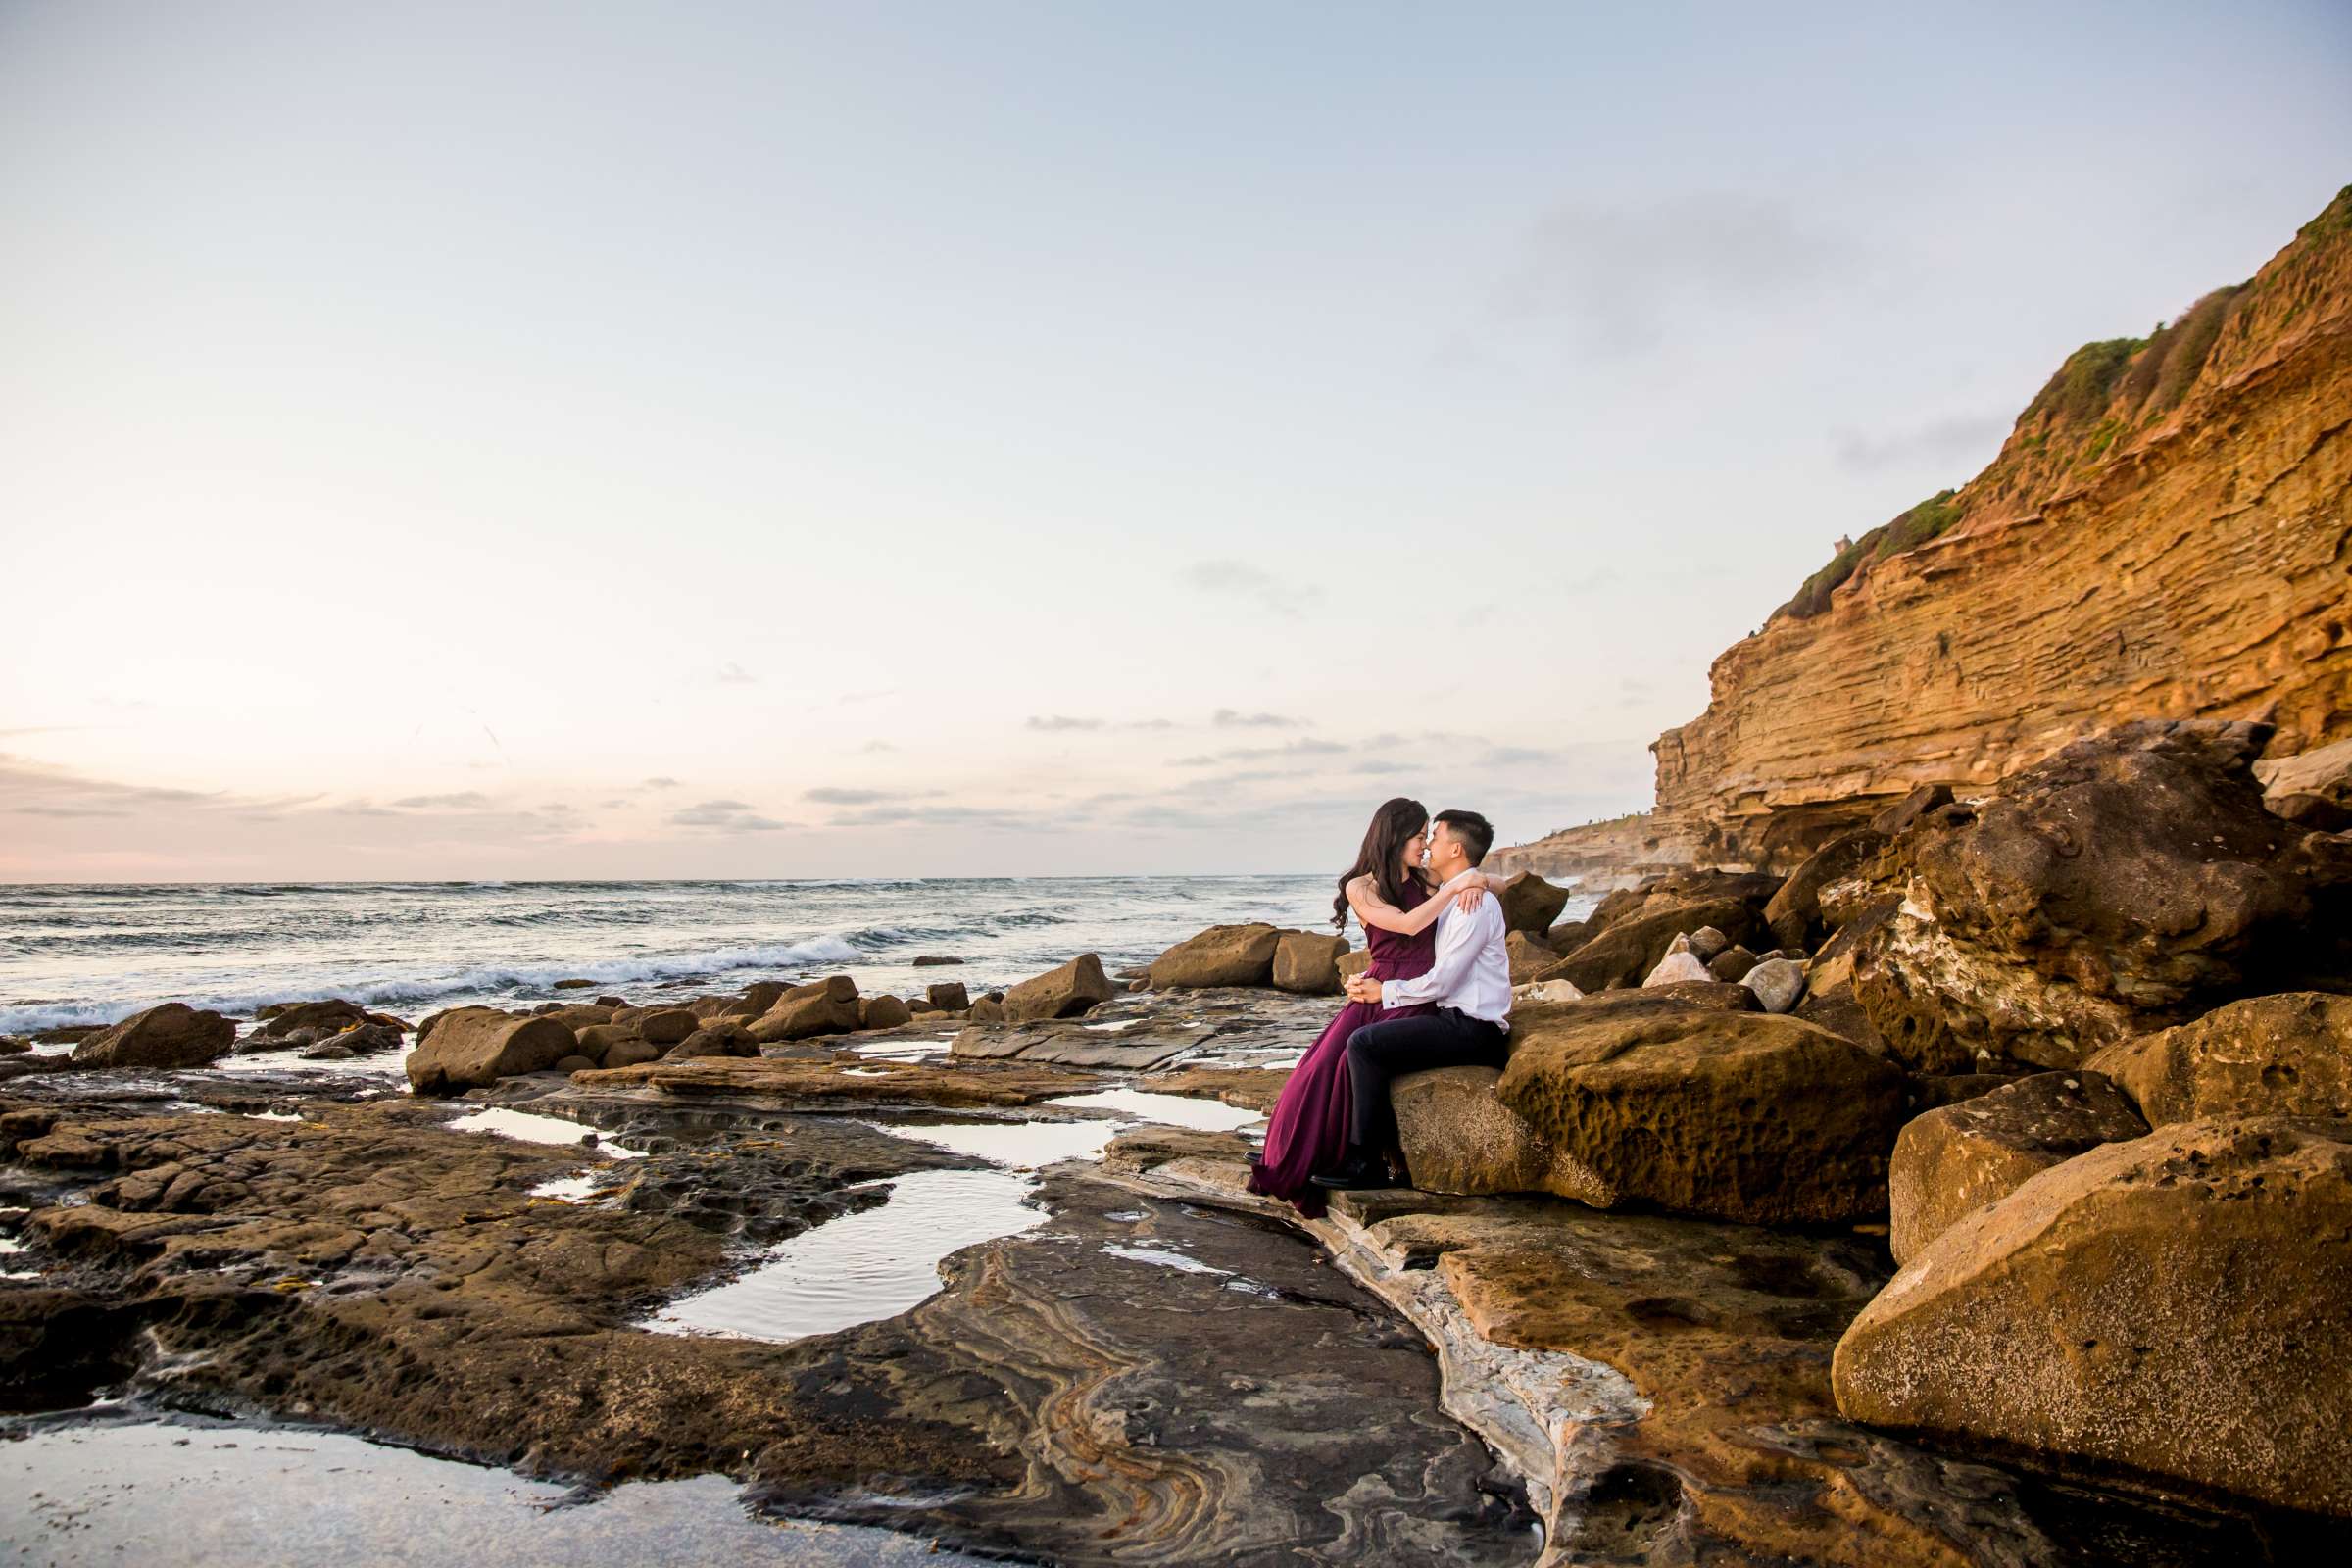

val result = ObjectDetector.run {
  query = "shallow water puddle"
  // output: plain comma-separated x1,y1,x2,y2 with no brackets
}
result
874,1116,1125,1167
0,1418,995,1566
527,1174,607,1202
1044,1088,1264,1133
1102,1241,1228,1275
646,1168,1044,1344
445,1106,645,1157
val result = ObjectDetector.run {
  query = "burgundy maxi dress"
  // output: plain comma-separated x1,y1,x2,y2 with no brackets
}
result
1246,880,1438,1217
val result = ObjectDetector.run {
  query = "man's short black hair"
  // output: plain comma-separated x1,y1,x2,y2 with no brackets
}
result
1434,808,1494,866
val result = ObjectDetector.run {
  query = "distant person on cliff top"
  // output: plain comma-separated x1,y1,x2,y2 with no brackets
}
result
1312,808,1512,1193
1246,798,1505,1215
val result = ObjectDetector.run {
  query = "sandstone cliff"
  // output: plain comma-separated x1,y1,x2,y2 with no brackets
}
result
1531,188,2352,874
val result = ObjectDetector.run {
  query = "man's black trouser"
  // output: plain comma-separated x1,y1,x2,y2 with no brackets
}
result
1345,1006,1509,1153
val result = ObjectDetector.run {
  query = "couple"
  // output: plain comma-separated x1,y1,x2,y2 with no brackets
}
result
1247,797,1513,1216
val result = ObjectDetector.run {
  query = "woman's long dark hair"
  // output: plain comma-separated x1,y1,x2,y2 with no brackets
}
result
1332,797,1431,931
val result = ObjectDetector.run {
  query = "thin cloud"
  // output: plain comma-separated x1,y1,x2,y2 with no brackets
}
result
1025,715,1105,732
803,786,909,806
714,662,759,685
1494,193,1844,357
1833,411,2009,473
1177,738,1349,766
390,791,493,809
1182,560,1319,618
827,803,1044,831
1483,747,1558,767
667,799,792,832
1212,708,1308,730
642,776,682,789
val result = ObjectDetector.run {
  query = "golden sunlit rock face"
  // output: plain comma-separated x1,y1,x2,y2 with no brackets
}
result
1513,190,2352,876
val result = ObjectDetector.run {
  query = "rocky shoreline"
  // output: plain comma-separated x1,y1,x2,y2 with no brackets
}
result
5,715,2350,1563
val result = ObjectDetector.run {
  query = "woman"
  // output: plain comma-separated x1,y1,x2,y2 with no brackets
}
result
1247,797,1500,1216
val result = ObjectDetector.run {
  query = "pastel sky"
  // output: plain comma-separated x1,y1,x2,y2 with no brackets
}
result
5,1,2348,880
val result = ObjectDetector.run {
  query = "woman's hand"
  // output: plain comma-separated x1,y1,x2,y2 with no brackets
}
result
1451,883,1488,915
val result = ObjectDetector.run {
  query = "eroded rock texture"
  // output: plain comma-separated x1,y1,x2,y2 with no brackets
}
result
1837,1117,2352,1519
1851,720,2351,1071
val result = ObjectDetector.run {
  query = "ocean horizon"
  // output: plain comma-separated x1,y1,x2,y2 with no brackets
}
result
0,875,1604,1038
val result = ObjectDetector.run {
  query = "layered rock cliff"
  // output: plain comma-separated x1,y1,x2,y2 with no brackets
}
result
1548,188,2352,874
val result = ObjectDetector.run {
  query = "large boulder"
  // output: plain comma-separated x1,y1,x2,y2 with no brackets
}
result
925,980,970,1012
1853,720,2352,1073
252,999,370,1041
664,1022,759,1059
1886,1070,2148,1264
1336,951,1372,986
2084,992,2352,1125
1149,924,1281,989
403,1007,575,1095
746,976,861,1043
71,1004,234,1070
1496,1003,1909,1224
636,1008,697,1046
1271,930,1349,995
1534,896,1767,993
1503,931,1556,986
1003,954,1114,1022
536,1004,617,1033
1870,783,1954,837
1495,871,1571,935
860,994,913,1030
570,1023,640,1066
1390,1064,1613,1206
1834,1116,2352,1518
1762,828,1886,952
2254,737,2352,832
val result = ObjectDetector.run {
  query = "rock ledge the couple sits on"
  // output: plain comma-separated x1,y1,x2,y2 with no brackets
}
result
1390,1064,1616,1207
72,1003,237,1070
1834,1116,2352,1518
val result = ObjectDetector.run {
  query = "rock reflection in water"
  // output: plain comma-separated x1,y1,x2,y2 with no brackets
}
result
645,1169,1046,1344
0,1418,995,1566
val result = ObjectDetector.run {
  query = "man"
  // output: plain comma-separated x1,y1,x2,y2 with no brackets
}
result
1313,808,1511,1191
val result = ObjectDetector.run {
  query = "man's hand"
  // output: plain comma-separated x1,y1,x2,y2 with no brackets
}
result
1345,973,1384,1005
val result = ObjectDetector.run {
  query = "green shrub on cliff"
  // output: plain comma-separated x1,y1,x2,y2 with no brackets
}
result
2023,336,2146,426
1777,489,1962,620
2119,285,2244,422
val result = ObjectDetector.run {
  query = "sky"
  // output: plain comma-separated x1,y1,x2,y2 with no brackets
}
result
4,1,2348,881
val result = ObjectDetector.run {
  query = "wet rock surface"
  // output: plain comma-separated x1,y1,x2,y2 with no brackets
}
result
6,980,2343,1564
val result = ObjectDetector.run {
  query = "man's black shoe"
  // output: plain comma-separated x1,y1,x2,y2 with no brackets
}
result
1310,1153,1401,1191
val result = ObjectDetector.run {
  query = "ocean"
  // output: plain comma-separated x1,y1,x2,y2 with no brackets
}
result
0,876,1605,1040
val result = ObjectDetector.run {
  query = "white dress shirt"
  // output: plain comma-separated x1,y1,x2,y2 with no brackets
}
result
1380,892,1512,1026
